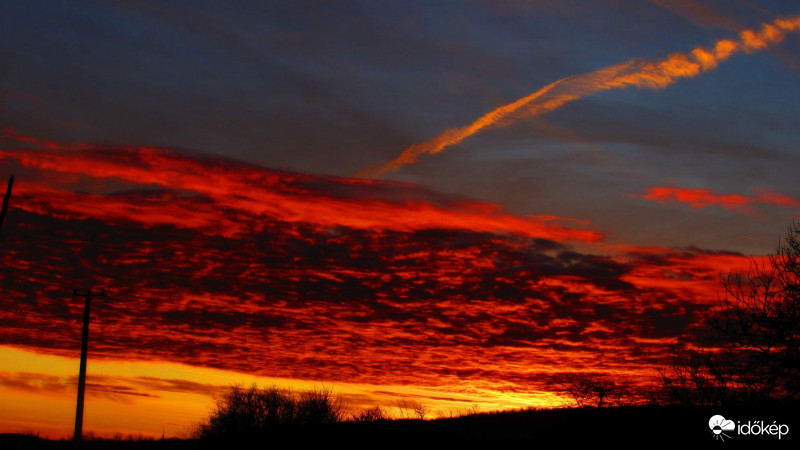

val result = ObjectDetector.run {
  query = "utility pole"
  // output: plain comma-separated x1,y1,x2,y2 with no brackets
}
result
0,175,13,233
73,288,106,441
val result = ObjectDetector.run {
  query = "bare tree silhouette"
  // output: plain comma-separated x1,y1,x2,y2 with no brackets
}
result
712,221,800,401
661,221,800,405
559,373,623,408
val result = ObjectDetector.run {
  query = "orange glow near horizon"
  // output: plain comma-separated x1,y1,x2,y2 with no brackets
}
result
0,346,561,439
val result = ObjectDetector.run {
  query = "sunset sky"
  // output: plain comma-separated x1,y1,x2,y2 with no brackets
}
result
1,0,799,439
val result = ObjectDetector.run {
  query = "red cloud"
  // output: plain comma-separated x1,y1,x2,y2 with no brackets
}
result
0,146,603,242
639,186,800,213
0,126,76,150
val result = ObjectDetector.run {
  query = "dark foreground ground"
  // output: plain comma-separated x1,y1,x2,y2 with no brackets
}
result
3,404,798,449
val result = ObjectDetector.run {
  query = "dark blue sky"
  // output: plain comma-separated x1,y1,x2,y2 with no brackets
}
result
1,0,799,252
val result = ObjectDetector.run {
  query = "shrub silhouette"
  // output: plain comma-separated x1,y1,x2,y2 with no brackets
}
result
296,387,346,424
353,405,388,422
197,384,345,440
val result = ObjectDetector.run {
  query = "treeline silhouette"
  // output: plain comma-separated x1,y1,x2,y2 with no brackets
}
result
657,221,800,407
562,222,800,409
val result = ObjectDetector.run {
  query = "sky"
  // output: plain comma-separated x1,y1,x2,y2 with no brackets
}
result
1,0,799,439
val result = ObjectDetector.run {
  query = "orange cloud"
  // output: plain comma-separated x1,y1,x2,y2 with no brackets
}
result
360,14,800,177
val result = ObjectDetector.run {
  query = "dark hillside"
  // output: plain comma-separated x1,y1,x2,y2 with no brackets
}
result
3,404,797,449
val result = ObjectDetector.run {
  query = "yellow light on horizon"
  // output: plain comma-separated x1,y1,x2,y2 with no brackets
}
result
0,345,569,439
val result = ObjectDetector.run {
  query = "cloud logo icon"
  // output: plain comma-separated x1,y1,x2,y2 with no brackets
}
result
709,415,735,441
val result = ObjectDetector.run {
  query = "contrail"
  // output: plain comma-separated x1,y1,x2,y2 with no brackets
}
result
359,14,800,179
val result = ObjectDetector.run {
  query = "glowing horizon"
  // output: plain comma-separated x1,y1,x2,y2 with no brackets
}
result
2,345,563,439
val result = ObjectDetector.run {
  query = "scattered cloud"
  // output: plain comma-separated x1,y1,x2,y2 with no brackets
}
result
638,186,800,214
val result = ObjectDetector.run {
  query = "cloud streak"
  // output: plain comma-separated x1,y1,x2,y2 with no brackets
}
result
639,186,800,214
0,145,602,242
360,14,800,178
648,0,742,30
